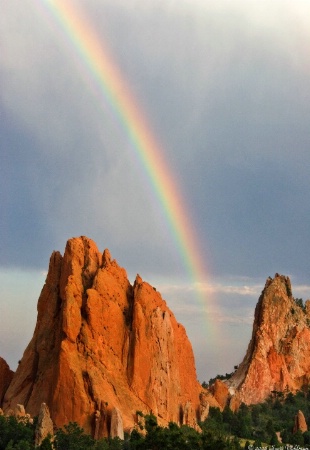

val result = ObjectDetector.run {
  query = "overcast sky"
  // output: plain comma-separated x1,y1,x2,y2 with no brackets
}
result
1,0,310,382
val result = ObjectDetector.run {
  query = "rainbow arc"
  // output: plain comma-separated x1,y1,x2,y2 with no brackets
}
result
42,0,212,326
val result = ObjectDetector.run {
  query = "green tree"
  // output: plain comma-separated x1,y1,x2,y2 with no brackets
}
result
0,416,35,450
12,442,32,450
4,441,14,450
129,429,144,450
38,436,53,450
93,438,109,450
251,405,261,426
54,422,95,450
281,428,293,444
252,438,262,448
304,430,310,445
235,405,252,438
295,298,305,311
291,429,304,446
107,437,123,450
269,432,280,446
265,418,274,436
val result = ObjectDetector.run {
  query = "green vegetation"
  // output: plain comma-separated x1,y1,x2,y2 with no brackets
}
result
202,371,235,388
0,415,35,450
200,388,310,448
2,389,310,449
295,297,306,313
0,413,241,450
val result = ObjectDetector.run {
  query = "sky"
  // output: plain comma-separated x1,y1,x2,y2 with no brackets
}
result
1,0,310,382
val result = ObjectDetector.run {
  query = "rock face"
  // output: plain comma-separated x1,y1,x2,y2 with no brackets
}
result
227,274,310,405
3,236,204,436
210,379,230,410
35,403,54,446
293,410,308,434
0,358,14,405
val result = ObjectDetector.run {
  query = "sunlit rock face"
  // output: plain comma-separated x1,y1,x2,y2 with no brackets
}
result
293,410,308,434
3,236,205,436
210,379,230,410
227,274,310,405
0,357,14,405
35,403,54,446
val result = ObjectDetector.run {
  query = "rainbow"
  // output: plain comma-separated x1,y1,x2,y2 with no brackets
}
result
40,0,211,316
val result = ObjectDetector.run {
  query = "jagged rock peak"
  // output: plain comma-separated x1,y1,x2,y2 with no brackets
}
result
226,274,310,406
102,248,112,266
134,274,143,285
3,236,208,436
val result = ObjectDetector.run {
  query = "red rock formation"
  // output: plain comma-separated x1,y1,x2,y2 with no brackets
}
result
0,357,14,405
110,407,124,439
3,236,205,436
293,410,308,434
227,274,310,405
210,379,229,410
35,403,54,446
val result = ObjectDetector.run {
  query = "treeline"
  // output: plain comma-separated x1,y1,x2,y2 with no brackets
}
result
2,388,310,449
0,414,242,450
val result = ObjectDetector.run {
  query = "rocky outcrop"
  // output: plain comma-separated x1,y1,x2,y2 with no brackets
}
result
35,403,54,446
0,357,14,405
293,410,308,434
3,236,206,436
199,388,223,421
14,404,26,417
227,274,310,405
110,407,124,439
210,379,230,410
0,403,33,425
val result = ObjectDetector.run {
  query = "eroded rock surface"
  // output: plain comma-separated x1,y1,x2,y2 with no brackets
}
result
3,236,205,436
227,274,310,405
110,407,124,440
35,403,54,446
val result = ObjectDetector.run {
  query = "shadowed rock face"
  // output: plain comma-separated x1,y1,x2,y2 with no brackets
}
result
227,274,310,406
3,236,203,436
0,358,14,405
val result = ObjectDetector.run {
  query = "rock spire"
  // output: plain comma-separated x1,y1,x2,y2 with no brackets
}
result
3,236,206,436
226,274,310,405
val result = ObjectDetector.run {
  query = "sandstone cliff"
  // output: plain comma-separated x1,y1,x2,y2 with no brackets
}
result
0,357,14,405
3,236,206,436
227,274,310,405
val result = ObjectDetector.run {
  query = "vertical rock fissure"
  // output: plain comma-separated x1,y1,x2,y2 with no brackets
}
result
24,350,40,408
